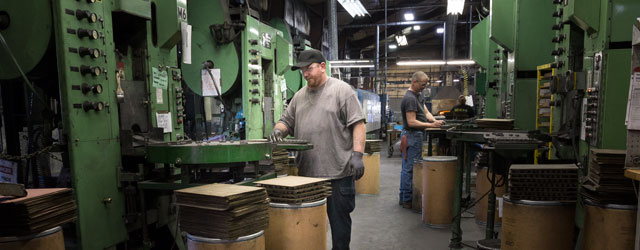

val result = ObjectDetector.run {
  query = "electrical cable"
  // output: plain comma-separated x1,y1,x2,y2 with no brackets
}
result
450,171,505,240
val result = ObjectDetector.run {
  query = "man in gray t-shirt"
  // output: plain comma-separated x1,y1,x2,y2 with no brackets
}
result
269,49,366,250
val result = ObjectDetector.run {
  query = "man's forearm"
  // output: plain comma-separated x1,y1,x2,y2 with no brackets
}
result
424,104,436,122
352,121,366,153
408,119,435,129
426,112,436,122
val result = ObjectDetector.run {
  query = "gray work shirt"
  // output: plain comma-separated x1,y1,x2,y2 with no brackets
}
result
401,89,428,131
279,77,365,179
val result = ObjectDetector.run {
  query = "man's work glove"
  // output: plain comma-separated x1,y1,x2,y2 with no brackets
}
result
268,129,285,143
350,152,365,180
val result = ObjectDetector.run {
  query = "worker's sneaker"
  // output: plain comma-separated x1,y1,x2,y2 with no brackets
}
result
402,201,412,209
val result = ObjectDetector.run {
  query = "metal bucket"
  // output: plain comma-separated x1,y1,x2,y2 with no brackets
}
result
265,198,327,250
477,239,501,250
0,227,64,250
475,167,506,226
422,156,457,228
582,199,637,250
187,230,265,250
501,195,575,250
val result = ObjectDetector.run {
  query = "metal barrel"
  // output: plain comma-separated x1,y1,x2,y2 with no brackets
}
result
422,156,457,228
501,195,575,250
0,227,64,250
265,198,327,250
187,230,265,250
582,199,637,250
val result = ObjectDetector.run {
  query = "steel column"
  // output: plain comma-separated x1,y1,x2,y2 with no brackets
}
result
464,142,472,201
327,0,338,60
485,151,497,239
449,141,464,249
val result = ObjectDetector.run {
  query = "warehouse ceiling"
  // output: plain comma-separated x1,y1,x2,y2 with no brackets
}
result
302,0,489,62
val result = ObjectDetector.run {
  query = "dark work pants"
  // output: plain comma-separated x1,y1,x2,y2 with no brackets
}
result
327,176,355,250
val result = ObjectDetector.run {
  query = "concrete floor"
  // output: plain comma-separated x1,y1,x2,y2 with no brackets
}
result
327,148,488,250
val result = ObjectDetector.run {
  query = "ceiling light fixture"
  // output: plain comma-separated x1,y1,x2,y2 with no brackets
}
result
436,27,444,34
447,0,465,15
389,44,398,49
447,60,476,65
330,60,373,64
338,0,369,18
404,13,414,21
413,25,421,31
397,60,446,66
331,64,375,68
395,35,408,46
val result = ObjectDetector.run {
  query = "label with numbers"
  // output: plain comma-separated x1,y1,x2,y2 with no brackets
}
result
156,112,172,133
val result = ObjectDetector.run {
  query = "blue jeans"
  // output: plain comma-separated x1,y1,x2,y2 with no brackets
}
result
327,176,355,250
400,130,423,203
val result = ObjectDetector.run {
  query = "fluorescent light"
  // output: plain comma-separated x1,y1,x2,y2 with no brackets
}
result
447,60,475,65
395,35,408,46
338,0,369,17
447,0,465,15
330,60,372,64
331,64,375,68
453,79,460,82
355,1,368,16
413,25,421,31
404,13,414,21
435,80,443,83
389,44,397,49
436,27,444,34
397,60,446,66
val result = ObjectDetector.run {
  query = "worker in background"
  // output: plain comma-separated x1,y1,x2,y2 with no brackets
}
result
450,95,475,118
268,49,366,250
399,71,444,209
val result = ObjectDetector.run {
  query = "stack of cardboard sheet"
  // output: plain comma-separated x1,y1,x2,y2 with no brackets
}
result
582,149,636,204
476,119,515,130
255,176,331,204
365,139,383,154
271,149,290,175
0,188,76,236
175,184,269,239
509,164,578,201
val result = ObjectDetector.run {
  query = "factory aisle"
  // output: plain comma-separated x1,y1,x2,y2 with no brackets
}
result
327,146,485,249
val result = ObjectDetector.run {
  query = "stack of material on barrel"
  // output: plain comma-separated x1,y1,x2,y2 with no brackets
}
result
255,176,331,204
509,164,578,201
175,184,269,239
582,149,636,204
476,118,515,130
0,188,76,236
365,139,383,154
272,149,289,174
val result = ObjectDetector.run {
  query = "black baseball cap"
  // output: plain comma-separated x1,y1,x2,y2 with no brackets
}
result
291,49,326,70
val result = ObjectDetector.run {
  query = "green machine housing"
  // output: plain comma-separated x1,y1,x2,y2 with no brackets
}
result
181,1,294,140
0,0,298,249
471,0,556,128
